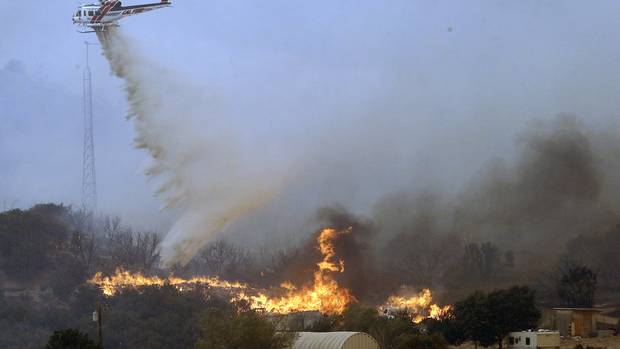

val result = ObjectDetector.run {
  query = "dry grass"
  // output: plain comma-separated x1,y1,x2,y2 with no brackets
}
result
560,337,620,349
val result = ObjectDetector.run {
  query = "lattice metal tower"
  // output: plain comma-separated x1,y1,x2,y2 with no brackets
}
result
82,42,97,218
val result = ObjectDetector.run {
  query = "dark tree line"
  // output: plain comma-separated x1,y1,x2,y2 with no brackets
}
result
304,303,448,349
0,204,162,290
557,265,597,307
0,203,610,349
565,224,619,291
0,204,162,348
428,286,541,349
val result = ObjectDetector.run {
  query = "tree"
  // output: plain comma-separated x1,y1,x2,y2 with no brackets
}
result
102,284,208,348
452,290,494,348
385,232,461,289
195,299,294,349
45,329,101,349
333,304,420,349
393,333,447,349
565,225,620,291
557,265,597,307
47,230,99,297
196,240,248,277
340,303,381,333
480,242,500,278
69,230,98,274
425,311,467,345
450,287,540,349
486,286,540,349
0,204,72,281
462,242,502,281
366,315,418,349
106,230,160,271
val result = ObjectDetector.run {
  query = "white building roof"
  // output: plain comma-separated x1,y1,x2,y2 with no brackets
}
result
292,332,380,349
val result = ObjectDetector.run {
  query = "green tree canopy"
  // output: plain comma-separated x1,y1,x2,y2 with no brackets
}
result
195,300,294,349
486,286,541,349
443,286,540,349
393,333,447,349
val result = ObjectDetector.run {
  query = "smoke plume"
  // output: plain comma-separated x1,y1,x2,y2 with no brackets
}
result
275,116,620,301
96,28,280,266
94,27,620,287
453,115,619,248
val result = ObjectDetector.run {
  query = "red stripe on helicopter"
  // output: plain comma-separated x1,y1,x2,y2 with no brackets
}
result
91,1,118,23
122,8,147,15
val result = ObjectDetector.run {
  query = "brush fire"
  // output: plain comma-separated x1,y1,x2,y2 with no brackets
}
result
89,227,450,322
380,289,452,323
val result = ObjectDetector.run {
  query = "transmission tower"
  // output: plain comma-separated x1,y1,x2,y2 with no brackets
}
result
82,41,97,221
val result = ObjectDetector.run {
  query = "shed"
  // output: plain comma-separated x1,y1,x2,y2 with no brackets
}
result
292,332,380,349
553,308,601,337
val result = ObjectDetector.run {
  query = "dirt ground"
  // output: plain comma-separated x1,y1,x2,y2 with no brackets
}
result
453,337,620,349
560,337,620,349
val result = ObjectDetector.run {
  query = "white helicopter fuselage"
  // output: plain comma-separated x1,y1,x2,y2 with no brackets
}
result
73,0,170,30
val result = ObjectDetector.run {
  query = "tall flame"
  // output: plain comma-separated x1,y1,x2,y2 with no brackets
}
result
236,228,355,314
88,227,449,321
88,228,355,314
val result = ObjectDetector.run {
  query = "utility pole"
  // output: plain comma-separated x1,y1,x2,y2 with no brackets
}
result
82,41,98,227
93,303,103,347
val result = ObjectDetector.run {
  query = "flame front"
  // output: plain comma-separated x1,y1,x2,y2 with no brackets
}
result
236,228,356,314
88,228,355,314
381,288,452,323
88,227,448,321
89,269,248,297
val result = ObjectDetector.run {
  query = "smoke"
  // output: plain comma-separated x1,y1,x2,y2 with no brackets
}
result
453,115,620,248
96,28,281,266
93,27,620,288
273,115,620,300
315,206,377,302
362,115,620,250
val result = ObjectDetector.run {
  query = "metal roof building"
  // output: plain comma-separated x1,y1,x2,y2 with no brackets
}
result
292,332,380,349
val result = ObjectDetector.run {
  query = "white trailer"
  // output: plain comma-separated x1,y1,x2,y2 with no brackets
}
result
507,330,560,349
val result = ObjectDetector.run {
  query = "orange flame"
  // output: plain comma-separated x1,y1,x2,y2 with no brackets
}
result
88,228,355,314
88,269,248,297
380,288,452,323
236,228,355,314
89,227,447,322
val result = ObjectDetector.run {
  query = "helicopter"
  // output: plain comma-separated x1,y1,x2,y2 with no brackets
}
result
72,0,171,32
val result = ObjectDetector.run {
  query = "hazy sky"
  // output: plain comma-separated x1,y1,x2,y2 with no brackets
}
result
2,1,620,238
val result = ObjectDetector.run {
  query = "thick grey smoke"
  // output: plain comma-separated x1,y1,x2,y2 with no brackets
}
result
92,25,620,276
453,115,620,248
96,29,282,266
278,116,620,300
357,115,620,294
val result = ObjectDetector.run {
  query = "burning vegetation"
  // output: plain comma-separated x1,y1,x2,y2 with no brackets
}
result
4,116,620,347
88,269,249,297
89,227,449,321
381,289,452,323
235,227,356,314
